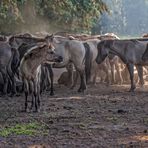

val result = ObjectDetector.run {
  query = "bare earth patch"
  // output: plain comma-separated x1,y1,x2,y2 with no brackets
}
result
0,83,148,148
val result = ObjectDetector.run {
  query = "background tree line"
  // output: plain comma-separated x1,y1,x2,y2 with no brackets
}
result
94,0,148,36
0,0,108,34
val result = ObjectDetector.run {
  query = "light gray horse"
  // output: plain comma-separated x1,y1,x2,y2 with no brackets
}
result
96,39,148,92
45,35,92,92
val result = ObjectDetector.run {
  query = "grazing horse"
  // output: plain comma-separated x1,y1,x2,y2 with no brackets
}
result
96,39,148,92
20,43,62,112
45,35,92,92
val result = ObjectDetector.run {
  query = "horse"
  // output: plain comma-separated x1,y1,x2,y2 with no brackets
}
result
96,38,148,92
0,40,19,95
20,43,62,112
45,35,92,92
9,34,55,95
67,33,123,85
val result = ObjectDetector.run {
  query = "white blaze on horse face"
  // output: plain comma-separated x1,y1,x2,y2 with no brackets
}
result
48,43,55,52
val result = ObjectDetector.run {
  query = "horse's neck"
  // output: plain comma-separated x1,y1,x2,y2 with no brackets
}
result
108,41,127,63
17,37,44,46
29,56,44,74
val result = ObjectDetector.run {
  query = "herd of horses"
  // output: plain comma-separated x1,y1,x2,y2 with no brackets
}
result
0,32,148,112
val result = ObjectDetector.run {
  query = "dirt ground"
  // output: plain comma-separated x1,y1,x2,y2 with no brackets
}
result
0,70,148,148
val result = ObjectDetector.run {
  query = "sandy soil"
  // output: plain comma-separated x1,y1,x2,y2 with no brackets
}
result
0,73,148,148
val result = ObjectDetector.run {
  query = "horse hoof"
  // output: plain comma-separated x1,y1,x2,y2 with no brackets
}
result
33,109,40,113
16,93,21,97
50,92,54,96
8,93,15,97
78,89,86,94
128,89,135,92
78,88,82,92
23,108,30,113
70,86,74,90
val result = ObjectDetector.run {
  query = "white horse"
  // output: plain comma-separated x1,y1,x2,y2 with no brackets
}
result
45,35,92,92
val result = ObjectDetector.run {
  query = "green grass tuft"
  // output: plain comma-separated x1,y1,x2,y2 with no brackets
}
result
0,122,42,137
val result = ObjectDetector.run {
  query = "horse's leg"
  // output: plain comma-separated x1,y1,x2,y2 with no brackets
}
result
110,63,115,84
92,63,98,85
7,72,16,96
70,70,79,89
77,69,86,92
24,79,29,112
102,63,111,85
30,81,34,111
33,80,38,112
124,66,130,83
0,68,8,95
135,65,144,87
47,64,54,96
7,62,18,96
66,63,74,87
115,62,123,85
37,82,41,108
39,66,45,94
126,63,135,92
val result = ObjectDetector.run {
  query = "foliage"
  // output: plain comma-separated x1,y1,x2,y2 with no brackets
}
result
0,0,108,34
0,0,23,34
95,0,148,36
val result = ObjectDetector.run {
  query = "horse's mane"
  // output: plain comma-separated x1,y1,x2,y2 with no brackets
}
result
9,35,46,44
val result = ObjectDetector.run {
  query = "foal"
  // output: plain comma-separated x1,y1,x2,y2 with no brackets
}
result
20,43,62,112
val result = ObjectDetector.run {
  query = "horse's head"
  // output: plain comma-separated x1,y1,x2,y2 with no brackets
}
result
96,40,109,64
45,34,65,45
44,43,63,63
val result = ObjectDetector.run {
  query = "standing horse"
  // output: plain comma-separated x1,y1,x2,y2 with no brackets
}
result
96,39,148,92
0,41,19,95
20,43,62,112
9,34,55,95
45,35,92,92
68,33,123,85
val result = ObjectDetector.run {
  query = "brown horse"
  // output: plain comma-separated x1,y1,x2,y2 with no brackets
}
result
20,43,62,112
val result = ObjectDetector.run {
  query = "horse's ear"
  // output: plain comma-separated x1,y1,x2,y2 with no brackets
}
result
45,34,54,42
49,34,54,42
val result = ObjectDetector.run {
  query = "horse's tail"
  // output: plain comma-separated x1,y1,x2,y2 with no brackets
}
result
142,43,148,61
7,48,20,84
83,42,93,83
11,48,20,74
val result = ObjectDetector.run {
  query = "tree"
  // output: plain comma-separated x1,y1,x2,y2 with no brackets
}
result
0,0,109,34
96,0,148,36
